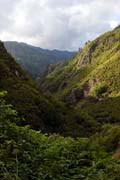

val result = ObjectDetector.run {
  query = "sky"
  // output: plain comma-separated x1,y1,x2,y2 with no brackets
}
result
0,0,120,51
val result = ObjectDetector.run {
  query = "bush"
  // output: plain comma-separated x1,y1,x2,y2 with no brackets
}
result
93,83,108,98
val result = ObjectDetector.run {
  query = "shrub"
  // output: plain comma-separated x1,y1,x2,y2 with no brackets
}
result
93,83,108,98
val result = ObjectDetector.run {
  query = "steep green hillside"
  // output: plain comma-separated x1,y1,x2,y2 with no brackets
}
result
40,26,120,97
39,26,120,125
5,41,75,78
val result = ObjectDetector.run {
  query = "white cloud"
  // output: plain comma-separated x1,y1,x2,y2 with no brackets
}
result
110,20,119,29
0,0,120,50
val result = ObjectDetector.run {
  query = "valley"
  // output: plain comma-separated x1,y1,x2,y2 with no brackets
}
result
0,26,120,179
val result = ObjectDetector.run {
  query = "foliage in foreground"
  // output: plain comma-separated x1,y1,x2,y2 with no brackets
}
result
0,91,120,179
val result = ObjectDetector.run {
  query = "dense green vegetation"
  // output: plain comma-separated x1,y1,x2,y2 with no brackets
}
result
5,41,75,78
1,91,120,180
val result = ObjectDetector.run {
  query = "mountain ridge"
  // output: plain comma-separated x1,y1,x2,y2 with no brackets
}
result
4,41,76,78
